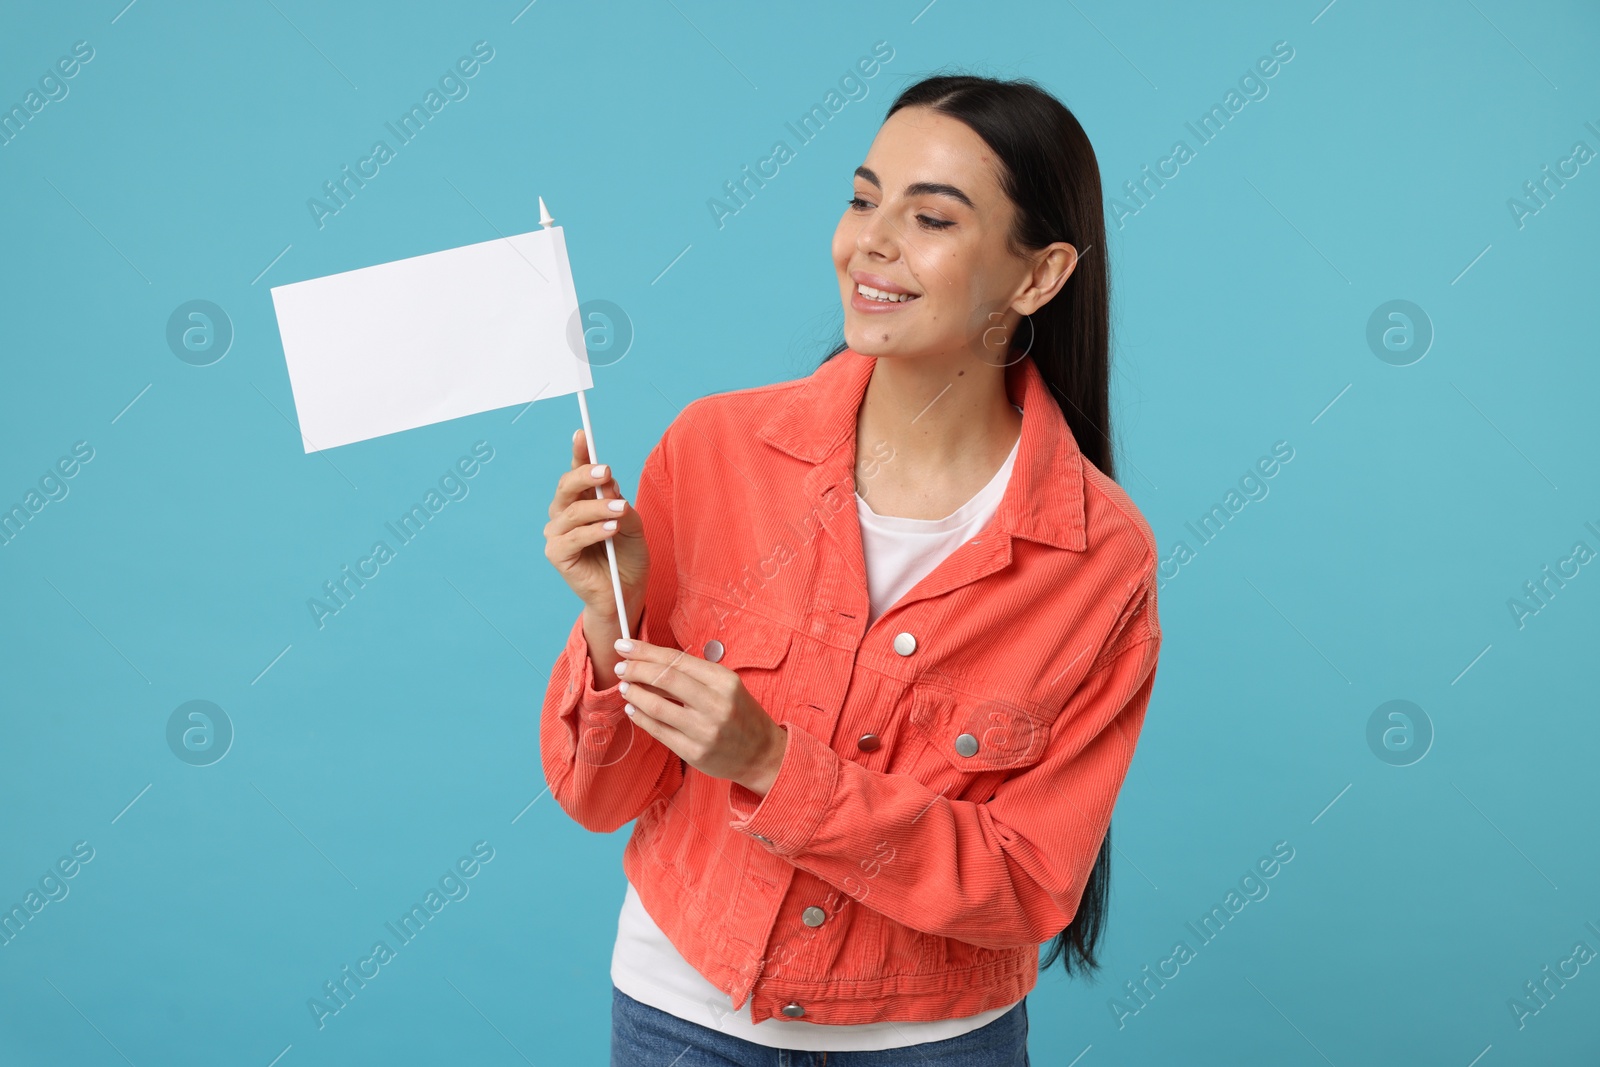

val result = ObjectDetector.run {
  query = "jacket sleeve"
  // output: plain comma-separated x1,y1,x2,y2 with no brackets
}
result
539,427,685,835
724,581,1161,950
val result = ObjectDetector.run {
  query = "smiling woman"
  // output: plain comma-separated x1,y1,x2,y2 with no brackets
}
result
541,70,1158,1063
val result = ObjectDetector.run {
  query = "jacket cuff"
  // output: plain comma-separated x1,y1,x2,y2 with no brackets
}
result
561,606,661,738
726,723,838,856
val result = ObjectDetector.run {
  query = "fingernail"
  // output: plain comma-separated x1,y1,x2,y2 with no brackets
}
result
573,429,581,441
603,520,617,530
625,703,635,716
607,499,625,512
591,464,608,479
614,638,633,652
618,680,629,693
614,661,627,675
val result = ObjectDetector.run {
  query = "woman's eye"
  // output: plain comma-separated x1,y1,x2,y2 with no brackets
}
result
845,196,952,230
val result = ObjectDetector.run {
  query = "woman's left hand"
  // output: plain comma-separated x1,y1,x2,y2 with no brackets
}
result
612,637,788,796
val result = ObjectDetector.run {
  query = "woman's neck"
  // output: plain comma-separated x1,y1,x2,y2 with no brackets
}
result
852,352,1023,516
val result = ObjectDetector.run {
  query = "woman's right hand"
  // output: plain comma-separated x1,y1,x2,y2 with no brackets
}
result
544,428,649,620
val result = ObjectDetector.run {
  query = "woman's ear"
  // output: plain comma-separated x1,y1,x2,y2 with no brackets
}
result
1013,242,1080,316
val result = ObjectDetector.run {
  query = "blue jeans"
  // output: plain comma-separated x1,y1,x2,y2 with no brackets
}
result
610,984,1030,1066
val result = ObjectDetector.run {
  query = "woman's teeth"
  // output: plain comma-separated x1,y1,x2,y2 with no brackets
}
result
857,283,917,303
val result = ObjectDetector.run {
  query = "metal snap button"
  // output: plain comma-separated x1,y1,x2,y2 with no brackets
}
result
752,833,773,845
893,632,917,656
802,906,826,927
703,639,724,663
954,733,979,757
782,1002,806,1018
856,733,881,752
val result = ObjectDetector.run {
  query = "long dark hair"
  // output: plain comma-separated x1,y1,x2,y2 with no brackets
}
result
822,73,1116,979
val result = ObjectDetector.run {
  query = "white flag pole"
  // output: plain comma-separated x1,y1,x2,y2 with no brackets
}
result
542,197,633,641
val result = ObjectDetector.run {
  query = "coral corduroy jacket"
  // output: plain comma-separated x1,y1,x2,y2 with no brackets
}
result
540,348,1162,1026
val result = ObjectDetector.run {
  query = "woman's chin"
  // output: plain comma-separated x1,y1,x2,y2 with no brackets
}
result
843,325,914,357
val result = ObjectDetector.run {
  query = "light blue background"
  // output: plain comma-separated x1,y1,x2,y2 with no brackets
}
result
3,1,1597,1063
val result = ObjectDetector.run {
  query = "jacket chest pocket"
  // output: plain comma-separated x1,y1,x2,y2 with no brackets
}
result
908,684,1050,775
668,595,796,711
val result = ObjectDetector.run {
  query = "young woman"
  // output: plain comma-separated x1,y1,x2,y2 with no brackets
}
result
542,73,1162,1065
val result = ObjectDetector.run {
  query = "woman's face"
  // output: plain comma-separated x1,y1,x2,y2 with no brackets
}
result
832,105,1042,362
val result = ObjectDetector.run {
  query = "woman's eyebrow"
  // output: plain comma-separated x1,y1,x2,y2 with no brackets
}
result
854,166,974,210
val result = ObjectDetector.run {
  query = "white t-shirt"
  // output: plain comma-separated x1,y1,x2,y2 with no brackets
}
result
610,407,1025,1052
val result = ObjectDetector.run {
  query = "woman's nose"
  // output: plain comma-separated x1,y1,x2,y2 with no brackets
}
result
855,214,898,258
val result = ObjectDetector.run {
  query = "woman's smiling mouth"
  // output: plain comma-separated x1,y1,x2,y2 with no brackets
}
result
850,272,922,311
857,283,917,302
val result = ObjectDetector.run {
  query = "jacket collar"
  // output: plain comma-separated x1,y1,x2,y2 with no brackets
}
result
757,346,1087,551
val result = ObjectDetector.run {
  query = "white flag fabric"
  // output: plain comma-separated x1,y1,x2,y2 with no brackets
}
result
270,227,591,453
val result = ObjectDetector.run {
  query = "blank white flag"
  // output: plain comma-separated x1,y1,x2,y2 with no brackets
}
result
270,227,591,453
